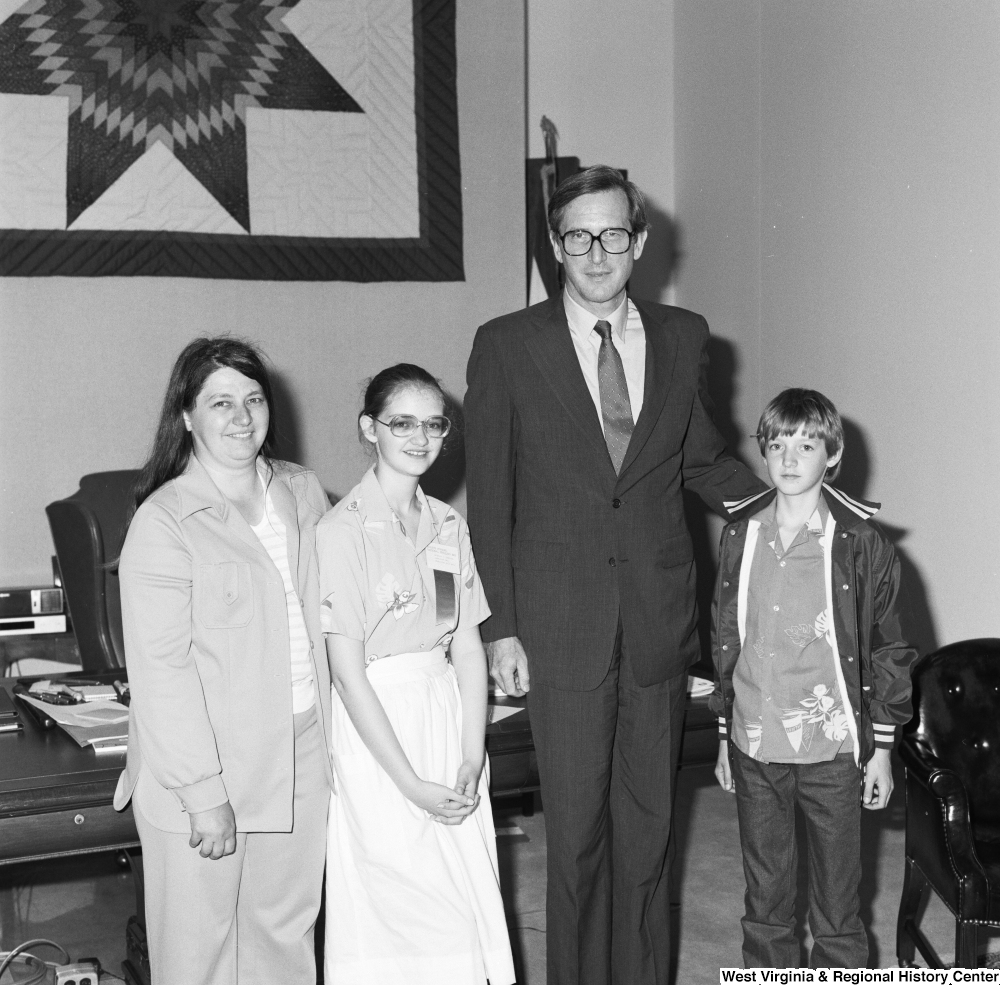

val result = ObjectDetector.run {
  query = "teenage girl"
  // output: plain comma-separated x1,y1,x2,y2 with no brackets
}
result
316,364,515,985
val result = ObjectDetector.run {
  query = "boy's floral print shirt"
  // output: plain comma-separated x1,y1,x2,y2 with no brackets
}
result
731,497,854,764
316,466,490,665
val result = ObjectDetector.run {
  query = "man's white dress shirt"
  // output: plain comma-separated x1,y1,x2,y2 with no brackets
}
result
563,291,646,432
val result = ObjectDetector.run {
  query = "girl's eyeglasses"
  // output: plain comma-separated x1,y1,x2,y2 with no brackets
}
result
376,415,451,439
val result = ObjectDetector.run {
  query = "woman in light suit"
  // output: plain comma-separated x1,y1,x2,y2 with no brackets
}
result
114,337,333,985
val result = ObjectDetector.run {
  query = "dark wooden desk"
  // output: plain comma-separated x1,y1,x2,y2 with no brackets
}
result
0,674,137,866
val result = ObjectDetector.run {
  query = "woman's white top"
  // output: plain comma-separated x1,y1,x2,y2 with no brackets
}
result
250,478,315,713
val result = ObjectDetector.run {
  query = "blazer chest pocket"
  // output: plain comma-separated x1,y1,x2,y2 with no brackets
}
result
194,562,254,629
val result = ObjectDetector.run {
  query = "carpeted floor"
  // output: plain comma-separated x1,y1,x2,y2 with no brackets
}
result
496,756,996,983
1,757,994,983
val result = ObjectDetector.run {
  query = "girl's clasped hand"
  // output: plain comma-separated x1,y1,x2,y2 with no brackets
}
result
409,768,480,824
318,363,515,984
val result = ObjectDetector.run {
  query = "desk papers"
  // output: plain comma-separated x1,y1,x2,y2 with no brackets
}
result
487,689,527,725
18,694,128,751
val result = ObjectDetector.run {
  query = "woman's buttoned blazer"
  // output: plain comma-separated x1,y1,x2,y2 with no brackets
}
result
114,456,333,833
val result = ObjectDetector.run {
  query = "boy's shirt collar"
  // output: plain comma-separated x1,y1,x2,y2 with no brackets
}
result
752,496,830,557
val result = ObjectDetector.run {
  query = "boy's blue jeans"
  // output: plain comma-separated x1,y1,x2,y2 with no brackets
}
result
731,746,868,968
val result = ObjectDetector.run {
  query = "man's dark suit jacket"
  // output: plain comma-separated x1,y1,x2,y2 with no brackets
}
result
465,294,764,691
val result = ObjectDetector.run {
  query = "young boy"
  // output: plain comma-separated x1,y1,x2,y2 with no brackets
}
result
710,388,917,969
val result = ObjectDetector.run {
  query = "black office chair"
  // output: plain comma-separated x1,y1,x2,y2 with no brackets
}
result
896,638,1000,969
46,471,139,671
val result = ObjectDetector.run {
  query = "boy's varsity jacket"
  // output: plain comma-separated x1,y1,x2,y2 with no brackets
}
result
709,484,918,768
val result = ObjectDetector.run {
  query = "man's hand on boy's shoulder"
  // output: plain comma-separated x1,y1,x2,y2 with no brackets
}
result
862,747,894,810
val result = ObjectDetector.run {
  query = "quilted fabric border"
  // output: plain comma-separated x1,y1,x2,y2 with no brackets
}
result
0,0,463,281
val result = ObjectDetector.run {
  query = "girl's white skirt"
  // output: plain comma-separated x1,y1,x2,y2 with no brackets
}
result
325,648,515,985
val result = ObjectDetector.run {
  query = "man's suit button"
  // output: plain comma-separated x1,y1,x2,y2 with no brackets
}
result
729,529,736,536
612,498,621,509
609,558,617,567
722,581,730,588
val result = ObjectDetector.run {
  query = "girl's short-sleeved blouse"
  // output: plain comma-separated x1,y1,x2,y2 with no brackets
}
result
316,466,490,663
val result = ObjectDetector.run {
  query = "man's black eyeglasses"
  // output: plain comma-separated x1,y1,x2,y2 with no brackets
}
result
557,227,634,256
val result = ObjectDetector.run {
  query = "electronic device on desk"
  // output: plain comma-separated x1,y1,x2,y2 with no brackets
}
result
0,585,64,618
0,585,67,636
0,613,67,635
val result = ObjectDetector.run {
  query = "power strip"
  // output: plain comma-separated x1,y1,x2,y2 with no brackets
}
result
54,962,100,985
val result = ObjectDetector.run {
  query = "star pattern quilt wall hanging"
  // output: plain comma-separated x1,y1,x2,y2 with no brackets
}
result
0,0,463,280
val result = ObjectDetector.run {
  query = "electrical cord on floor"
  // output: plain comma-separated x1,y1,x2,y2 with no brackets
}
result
0,939,70,984
0,954,45,985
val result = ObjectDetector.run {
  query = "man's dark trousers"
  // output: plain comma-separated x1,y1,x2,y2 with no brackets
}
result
528,620,688,985
465,295,766,985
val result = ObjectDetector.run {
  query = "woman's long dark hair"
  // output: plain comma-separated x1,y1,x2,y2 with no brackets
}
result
131,336,278,516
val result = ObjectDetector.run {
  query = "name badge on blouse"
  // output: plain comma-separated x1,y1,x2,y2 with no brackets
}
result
425,543,460,574
425,544,460,624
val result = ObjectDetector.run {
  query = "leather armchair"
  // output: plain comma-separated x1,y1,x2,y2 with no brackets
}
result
896,638,1000,969
46,471,139,671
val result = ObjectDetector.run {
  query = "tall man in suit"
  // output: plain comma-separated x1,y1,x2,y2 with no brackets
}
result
465,166,766,985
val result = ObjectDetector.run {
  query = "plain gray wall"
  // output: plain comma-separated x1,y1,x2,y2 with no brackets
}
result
674,0,1000,652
